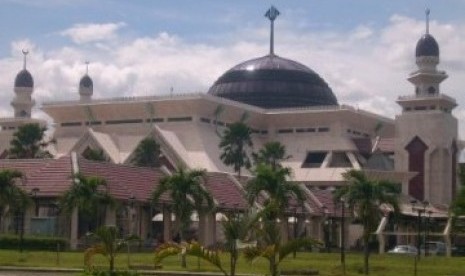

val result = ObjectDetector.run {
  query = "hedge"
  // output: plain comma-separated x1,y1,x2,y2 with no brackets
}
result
0,235,68,250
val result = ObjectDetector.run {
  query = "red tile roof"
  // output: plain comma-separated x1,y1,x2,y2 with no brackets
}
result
0,157,73,197
77,158,169,203
202,172,248,210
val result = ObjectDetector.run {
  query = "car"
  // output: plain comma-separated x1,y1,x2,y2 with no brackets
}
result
388,245,418,255
420,241,446,256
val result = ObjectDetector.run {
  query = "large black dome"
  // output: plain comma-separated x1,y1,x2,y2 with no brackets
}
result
415,34,439,57
208,55,338,109
14,69,33,88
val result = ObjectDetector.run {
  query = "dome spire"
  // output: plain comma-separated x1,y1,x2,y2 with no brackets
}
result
425,8,430,34
21,49,29,70
265,6,280,56
85,60,89,75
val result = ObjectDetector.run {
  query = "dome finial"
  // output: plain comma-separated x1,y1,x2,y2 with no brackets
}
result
21,49,29,70
85,60,90,75
425,8,430,34
265,6,280,56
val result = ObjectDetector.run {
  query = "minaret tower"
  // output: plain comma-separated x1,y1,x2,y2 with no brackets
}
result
79,61,93,102
395,9,458,205
11,49,35,118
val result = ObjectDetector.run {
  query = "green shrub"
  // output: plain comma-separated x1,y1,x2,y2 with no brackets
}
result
82,270,140,276
0,235,67,250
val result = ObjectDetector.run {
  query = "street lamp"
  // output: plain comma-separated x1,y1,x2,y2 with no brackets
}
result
292,207,297,258
30,187,40,217
339,198,346,275
322,205,330,253
410,200,428,258
425,210,433,257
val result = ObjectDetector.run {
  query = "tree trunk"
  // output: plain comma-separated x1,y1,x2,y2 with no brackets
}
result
180,226,187,268
270,254,278,276
363,226,370,275
110,255,115,273
230,246,237,276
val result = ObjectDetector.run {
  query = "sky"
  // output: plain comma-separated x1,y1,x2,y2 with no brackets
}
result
1,0,465,136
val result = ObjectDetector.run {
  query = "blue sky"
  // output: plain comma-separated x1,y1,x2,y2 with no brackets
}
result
0,0,465,137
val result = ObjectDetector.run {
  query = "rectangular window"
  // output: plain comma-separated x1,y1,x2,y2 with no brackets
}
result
146,118,164,123
318,127,330,132
260,130,268,135
295,128,306,133
278,129,294,134
106,119,143,125
167,117,193,122
302,151,327,168
61,122,82,127
86,121,102,126
307,128,316,132
200,117,211,123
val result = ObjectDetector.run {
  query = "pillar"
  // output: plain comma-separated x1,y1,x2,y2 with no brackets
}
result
163,208,172,242
105,207,116,226
70,208,79,250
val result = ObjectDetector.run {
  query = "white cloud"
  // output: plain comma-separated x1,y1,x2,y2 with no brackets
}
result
60,22,126,44
2,16,465,138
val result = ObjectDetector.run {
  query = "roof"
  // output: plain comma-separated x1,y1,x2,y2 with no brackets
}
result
14,69,34,88
208,54,338,109
202,172,248,210
416,34,439,57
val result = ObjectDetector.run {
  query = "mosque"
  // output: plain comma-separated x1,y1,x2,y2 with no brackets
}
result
0,7,460,252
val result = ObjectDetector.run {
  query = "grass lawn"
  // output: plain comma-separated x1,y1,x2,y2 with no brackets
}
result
0,249,464,275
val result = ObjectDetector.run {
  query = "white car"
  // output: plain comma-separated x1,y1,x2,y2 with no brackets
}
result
388,245,418,255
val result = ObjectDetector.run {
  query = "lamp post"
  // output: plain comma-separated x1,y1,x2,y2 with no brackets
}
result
411,200,428,258
31,187,40,217
293,207,297,258
339,198,346,275
322,205,330,253
425,210,432,257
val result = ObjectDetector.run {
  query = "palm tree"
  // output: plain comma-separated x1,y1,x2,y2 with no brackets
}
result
219,121,253,177
60,174,114,234
0,169,28,229
131,137,161,167
252,141,291,170
221,212,255,276
84,225,138,273
8,123,54,158
334,169,400,275
151,166,214,267
246,163,305,218
0,169,30,253
243,205,320,276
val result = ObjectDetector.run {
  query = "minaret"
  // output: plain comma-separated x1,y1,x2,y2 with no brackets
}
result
11,49,35,118
79,61,93,102
265,6,280,56
395,9,458,205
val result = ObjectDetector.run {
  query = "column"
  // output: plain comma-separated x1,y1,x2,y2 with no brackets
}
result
163,208,172,242
105,207,116,226
70,208,79,250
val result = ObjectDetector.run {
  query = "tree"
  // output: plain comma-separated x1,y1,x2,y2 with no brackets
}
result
246,163,305,218
60,174,114,234
8,123,54,158
221,212,255,276
131,137,161,167
243,205,320,276
84,225,138,274
334,169,400,275
151,166,214,267
252,141,291,170
219,122,253,177
0,169,30,236
82,148,108,162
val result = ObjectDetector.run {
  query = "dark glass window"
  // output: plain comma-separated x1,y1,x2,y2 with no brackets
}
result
302,151,327,168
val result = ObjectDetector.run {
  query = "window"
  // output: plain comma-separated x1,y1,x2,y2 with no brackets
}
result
302,151,327,168
278,129,293,134
106,119,143,125
328,152,352,168
428,86,436,94
86,121,102,126
318,127,330,132
200,117,211,123
61,122,82,127
167,117,192,122
146,118,164,123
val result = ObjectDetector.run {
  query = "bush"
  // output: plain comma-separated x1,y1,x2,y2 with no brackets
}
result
82,270,140,276
0,235,67,250
281,268,319,275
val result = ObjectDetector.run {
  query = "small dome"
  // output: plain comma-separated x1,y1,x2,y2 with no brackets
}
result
415,34,439,57
14,69,34,88
208,55,338,109
79,75,93,88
